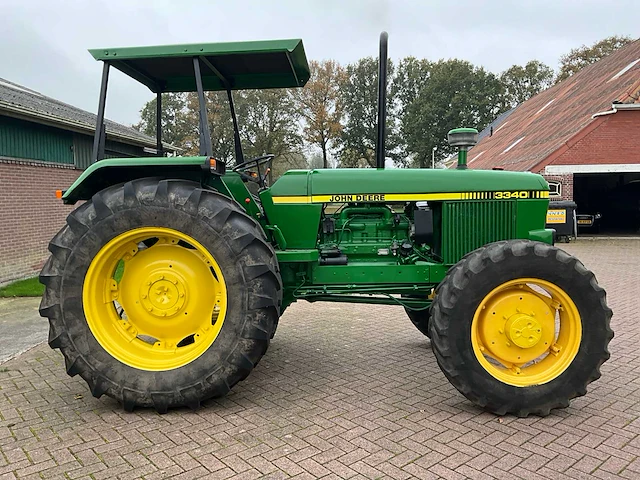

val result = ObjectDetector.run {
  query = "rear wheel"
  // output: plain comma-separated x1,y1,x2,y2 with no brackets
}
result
430,240,613,417
39,179,282,412
83,227,227,371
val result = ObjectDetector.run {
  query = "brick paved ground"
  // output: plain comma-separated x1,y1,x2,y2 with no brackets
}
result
1,239,639,479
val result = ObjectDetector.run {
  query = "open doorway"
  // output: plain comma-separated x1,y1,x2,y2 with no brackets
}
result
574,173,640,234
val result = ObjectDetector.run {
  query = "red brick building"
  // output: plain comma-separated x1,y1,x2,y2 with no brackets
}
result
468,40,640,232
0,79,174,284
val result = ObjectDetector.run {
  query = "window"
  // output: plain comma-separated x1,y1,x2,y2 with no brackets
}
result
548,181,562,197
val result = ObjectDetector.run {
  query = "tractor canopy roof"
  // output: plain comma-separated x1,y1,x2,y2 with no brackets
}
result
89,39,310,93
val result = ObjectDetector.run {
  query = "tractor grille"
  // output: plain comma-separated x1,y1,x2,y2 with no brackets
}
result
441,200,516,264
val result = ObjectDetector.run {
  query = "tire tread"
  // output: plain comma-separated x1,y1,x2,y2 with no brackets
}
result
39,179,282,412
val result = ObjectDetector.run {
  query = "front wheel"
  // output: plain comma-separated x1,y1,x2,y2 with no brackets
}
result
404,307,431,338
430,240,613,417
39,179,282,412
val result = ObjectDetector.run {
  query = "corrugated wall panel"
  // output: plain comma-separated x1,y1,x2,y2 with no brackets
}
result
74,136,154,168
75,134,155,168
105,139,148,159
72,133,93,169
0,116,73,164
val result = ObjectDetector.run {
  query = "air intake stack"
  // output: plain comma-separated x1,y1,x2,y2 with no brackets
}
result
375,32,389,169
447,128,478,170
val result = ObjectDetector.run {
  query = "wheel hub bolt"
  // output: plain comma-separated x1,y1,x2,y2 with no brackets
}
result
505,313,542,349
140,271,186,318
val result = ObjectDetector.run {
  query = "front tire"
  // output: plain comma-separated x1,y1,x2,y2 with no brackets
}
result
39,179,282,412
404,307,431,338
430,240,613,417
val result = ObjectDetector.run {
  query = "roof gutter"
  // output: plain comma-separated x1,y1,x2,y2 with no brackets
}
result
592,102,640,118
0,101,179,152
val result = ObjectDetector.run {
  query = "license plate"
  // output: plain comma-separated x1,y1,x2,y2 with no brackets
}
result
578,219,592,225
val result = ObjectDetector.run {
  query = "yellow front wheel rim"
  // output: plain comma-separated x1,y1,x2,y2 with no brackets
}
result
471,278,581,387
83,227,227,371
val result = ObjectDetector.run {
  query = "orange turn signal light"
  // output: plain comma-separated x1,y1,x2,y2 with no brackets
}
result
55,189,63,199
206,156,225,175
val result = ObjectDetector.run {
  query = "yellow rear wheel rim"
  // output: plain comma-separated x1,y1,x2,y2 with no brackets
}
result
83,227,227,371
471,278,581,387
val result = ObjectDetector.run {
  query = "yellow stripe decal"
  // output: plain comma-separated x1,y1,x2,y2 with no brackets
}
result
271,191,549,204
272,195,311,204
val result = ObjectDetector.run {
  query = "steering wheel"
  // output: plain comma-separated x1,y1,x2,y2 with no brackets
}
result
232,154,274,188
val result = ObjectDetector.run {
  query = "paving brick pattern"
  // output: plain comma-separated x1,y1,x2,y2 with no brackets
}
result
1,240,639,479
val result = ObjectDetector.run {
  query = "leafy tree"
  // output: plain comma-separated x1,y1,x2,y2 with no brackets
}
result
135,88,304,177
307,151,325,170
176,91,237,161
270,152,309,179
392,57,431,111
401,59,504,167
393,57,432,166
133,93,190,148
500,60,555,108
556,35,635,82
296,60,346,168
338,57,398,167
236,89,304,178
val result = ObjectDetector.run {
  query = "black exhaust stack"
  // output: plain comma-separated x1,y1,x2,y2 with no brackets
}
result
375,31,389,169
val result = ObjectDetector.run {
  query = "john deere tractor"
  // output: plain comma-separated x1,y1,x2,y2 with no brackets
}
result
40,33,613,416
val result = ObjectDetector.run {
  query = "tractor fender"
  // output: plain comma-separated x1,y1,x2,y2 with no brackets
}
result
61,156,212,204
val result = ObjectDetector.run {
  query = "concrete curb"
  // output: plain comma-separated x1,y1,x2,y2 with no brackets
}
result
0,341,45,365
575,236,640,241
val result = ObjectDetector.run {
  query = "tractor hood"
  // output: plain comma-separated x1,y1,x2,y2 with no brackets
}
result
269,168,549,203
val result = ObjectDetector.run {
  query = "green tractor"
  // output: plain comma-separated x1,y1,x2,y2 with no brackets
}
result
40,33,613,416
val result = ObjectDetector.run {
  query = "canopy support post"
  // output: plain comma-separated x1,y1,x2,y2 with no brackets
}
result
193,57,212,156
156,92,163,156
199,56,245,165
92,62,110,163
227,90,244,166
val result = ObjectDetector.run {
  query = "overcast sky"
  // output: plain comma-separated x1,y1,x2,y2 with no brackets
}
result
2,0,636,126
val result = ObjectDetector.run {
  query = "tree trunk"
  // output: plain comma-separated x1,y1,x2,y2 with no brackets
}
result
321,142,328,169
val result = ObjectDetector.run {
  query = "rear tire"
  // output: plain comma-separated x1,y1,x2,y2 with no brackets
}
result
430,240,613,417
39,179,282,412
